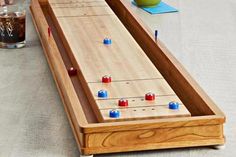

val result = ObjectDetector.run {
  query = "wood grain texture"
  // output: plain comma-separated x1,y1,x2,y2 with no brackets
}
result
89,79,175,99
105,0,225,117
50,0,106,8
86,125,223,147
30,0,89,151
83,124,224,154
96,95,181,109
56,16,163,82
50,0,189,122
83,115,224,133
100,105,190,122
30,0,225,155
82,138,225,155
33,0,225,127
51,4,113,17
30,0,88,127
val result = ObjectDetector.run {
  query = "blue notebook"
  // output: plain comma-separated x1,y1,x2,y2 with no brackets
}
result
132,1,178,14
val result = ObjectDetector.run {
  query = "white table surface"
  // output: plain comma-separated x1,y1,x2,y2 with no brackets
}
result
0,0,235,156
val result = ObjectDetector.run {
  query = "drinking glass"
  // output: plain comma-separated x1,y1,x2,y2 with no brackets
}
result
0,0,26,48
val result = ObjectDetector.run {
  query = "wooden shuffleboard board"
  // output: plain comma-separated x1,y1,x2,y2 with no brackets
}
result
30,0,225,156
48,0,190,122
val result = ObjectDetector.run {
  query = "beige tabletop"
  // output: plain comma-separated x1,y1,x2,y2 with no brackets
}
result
0,0,235,157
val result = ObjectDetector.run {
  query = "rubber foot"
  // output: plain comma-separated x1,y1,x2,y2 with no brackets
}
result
211,145,225,150
80,155,93,157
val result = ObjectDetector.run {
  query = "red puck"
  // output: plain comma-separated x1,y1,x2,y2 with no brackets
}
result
145,92,155,101
118,99,128,107
67,67,77,76
102,75,112,83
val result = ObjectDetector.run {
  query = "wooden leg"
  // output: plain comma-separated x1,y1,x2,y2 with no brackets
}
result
211,145,226,150
80,155,93,157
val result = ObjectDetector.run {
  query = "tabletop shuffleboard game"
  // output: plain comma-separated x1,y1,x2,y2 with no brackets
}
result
30,0,225,156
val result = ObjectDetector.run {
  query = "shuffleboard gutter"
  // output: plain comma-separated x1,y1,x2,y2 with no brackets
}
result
105,0,225,119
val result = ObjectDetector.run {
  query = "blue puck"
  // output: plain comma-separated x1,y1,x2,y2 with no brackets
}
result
109,109,120,118
103,38,112,45
98,90,108,98
168,101,180,110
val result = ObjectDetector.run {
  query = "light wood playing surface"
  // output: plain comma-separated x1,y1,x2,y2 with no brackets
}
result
48,0,191,121
101,105,190,122
90,79,175,99
97,95,181,109
55,15,163,82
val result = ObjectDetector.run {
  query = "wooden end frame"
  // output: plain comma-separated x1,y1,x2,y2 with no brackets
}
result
30,0,225,155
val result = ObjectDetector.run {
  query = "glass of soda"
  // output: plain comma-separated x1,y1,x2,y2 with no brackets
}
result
0,0,26,48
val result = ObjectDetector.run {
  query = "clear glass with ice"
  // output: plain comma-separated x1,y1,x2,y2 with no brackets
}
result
0,0,26,48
